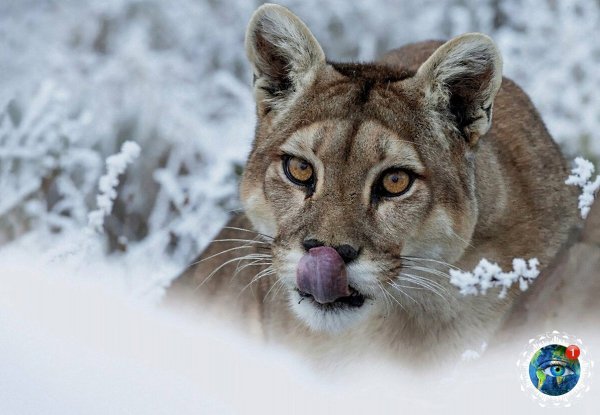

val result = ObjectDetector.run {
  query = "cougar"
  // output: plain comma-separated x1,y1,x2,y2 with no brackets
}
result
166,4,578,364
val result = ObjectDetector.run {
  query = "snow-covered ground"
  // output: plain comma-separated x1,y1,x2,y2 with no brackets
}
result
2,261,598,414
1,1,599,413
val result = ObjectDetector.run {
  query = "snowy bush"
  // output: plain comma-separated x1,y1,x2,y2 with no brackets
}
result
0,81,99,243
565,157,600,219
88,141,141,234
449,258,540,298
0,0,598,296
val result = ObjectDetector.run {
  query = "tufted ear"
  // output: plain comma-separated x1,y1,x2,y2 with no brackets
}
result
416,33,503,145
245,4,325,115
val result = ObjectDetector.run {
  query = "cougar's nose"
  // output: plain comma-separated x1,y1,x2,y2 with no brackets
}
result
302,239,324,251
302,239,360,264
335,244,359,264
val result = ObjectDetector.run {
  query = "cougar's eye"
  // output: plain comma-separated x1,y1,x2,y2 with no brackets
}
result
374,168,414,198
283,156,314,186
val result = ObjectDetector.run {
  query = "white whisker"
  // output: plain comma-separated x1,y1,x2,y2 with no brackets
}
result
402,264,452,280
387,281,418,304
264,278,285,302
188,245,260,267
398,272,449,293
194,254,271,292
448,228,475,249
376,281,396,314
237,266,276,297
222,226,274,240
210,238,272,245
384,285,406,311
233,259,273,277
401,256,461,271
397,273,450,302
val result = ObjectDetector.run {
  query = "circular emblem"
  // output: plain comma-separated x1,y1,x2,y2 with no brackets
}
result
528,344,580,396
517,331,592,407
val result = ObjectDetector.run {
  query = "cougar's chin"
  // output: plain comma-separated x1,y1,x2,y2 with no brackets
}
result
288,286,375,333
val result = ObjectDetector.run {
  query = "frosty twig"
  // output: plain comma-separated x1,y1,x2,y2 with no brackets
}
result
88,141,141,234
449,258,540,298
565,157,600,219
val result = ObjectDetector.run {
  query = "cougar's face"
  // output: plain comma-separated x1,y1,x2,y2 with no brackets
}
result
240,5,501,332
241,95,477,332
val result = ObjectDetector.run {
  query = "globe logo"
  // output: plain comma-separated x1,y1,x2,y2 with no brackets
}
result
528,344,581,396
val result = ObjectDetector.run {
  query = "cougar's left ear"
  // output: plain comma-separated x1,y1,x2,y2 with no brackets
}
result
416,33,503,146
245,4,325,116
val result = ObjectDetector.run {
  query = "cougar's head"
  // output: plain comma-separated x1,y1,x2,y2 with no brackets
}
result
240,4,502,332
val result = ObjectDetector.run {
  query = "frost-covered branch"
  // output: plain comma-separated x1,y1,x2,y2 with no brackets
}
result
449,258,540,298
88,141,141,234
565,157,600,219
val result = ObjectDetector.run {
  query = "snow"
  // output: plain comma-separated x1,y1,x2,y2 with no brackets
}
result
2,262,598,414
1,1,599,413
88,140,141,233
566,157,600,219
461,349,481,361
449,258,540,298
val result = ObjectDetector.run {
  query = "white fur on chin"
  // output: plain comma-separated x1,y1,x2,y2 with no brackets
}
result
287,290,375,333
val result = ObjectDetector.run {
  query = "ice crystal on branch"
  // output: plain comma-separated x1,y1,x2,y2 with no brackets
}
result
566,157,600,219
0,81,99,242
88,141,141,234
449,258,540,298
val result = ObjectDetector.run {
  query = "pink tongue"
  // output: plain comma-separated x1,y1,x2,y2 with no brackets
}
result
296,246,349,304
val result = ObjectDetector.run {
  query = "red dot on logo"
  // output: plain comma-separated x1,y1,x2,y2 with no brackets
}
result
566,345,580,360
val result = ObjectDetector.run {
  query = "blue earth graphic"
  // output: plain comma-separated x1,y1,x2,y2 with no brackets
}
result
529,344,580,396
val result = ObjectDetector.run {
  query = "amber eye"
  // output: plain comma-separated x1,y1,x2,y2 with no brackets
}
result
376,169,413,197
283,156,315,186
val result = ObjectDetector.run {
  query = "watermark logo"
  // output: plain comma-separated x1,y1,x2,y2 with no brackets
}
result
517,331,592,407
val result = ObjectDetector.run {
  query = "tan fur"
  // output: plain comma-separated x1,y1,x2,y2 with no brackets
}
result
166,4,579,365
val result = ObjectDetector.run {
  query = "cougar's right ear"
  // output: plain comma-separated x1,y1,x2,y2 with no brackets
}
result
245,4,325,116
415,33,503,146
